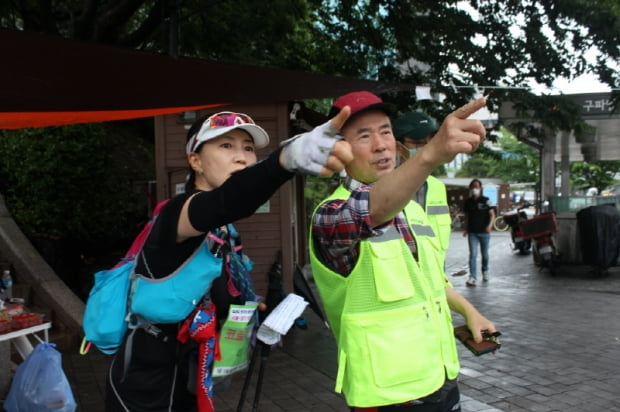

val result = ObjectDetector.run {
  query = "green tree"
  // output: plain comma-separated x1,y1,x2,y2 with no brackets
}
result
0,1,330,71
0,123,153,240
569,161,620,194
0,122,154,296
304,174,340,222
2,1,618,94
455,155,495,179
456,127,539,182
318,1,619,116
493,129,540,183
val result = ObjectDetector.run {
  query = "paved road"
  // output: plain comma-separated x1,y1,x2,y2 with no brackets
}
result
57,229,620,411
444,230,620,412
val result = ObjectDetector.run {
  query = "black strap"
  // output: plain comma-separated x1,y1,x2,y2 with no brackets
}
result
122,316,170,381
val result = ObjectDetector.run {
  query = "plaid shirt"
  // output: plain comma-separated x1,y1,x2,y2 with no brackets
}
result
312,177,417,276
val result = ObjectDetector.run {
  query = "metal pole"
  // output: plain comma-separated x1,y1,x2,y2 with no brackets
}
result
252,343,271,412
236,342,260,412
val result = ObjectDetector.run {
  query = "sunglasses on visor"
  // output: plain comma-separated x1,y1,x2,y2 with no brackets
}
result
205,112,255,128
187,111,256,154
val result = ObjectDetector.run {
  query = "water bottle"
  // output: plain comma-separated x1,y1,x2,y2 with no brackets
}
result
2,269,13,298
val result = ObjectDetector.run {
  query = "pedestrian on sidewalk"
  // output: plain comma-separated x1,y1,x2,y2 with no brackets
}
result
309,91,497,412
462,178,495,286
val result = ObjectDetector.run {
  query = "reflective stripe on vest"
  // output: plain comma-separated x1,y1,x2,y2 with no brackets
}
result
427,204,450,215
411,223,435,237
368,225,401,242
424,176,451,254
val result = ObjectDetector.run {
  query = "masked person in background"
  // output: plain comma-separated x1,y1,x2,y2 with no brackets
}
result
310,91,496,412
462,178,495,286
392,112,451,266
106,110,352,412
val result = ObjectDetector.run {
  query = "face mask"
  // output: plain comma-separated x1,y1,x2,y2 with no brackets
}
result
471,188,481,196
408,148,419,157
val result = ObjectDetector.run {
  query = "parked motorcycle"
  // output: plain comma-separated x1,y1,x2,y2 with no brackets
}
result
520,211,560,275
501,207,531,254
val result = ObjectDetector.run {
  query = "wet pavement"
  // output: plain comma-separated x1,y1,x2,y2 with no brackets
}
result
53,230,620,411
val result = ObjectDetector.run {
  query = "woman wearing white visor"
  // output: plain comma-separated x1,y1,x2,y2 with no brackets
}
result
106,110,352,411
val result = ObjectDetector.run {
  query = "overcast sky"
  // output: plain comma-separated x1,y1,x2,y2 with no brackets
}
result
468,73,613,121
530,73,613,95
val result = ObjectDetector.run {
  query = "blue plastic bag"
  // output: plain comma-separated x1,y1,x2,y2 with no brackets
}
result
4,343,77,412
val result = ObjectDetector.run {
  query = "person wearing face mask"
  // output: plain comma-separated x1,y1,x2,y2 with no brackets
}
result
462,178,496,286
392,112,451,265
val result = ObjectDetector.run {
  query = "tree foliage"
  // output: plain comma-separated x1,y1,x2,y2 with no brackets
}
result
569,161,620,194
2,1,618,97
317,1,619,118
0,122,154,241
0,0,328,69
500,90,596,150
456,127,539,183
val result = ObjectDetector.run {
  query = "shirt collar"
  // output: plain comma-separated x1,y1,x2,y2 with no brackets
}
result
343,176,372,191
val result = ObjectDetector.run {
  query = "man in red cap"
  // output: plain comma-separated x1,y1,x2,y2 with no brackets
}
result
309,91,497,412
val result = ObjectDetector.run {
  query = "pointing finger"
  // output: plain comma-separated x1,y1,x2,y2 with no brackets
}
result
452,97,487,120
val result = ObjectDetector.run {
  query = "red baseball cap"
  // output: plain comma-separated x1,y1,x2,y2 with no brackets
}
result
328,91,395,120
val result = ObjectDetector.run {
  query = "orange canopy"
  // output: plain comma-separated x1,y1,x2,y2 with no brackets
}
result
0,105,225,129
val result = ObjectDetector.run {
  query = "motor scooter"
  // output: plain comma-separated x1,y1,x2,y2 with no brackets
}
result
501,207,531,254
520,210,560,275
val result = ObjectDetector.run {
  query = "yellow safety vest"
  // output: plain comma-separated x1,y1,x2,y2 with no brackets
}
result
424,176,451,258
309,185,459,408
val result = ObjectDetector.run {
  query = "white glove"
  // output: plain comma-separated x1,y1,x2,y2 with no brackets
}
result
280,120,342,175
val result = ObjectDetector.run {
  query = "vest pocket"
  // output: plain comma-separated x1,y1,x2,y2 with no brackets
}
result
368,242,414,302
435,217,452,250
342,306,443,389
